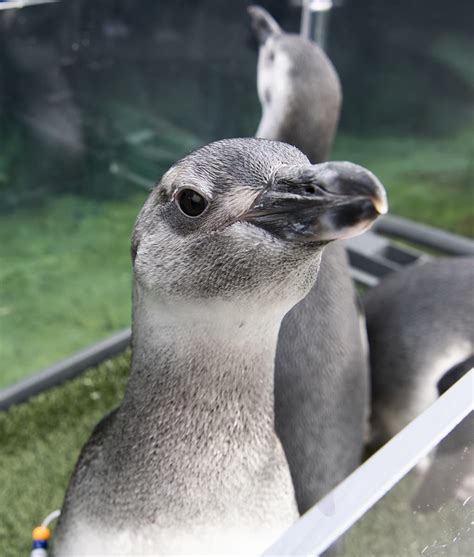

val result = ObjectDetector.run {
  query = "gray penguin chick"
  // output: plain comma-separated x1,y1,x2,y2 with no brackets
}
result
54,138,387,556
365,258,473,448
248,5,377,512
365,258,473,512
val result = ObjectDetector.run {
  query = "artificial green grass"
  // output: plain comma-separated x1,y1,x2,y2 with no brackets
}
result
0,352,471,556
0,194,144,388
0,353,130,557
342,470,473,556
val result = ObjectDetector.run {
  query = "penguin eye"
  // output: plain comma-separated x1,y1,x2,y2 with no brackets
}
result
175,188,209,218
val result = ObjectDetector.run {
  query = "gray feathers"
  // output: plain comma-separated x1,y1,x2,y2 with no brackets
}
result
365,257,474,449
275,241,370,511
54,137,386,555
265,34,341,163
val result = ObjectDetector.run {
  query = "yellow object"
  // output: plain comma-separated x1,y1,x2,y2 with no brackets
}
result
32,526,50,541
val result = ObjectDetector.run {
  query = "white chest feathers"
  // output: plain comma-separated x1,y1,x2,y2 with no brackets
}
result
256,36,293,140
55,522,290,556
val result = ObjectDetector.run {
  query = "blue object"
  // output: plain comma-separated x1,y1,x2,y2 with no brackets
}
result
32,540,48,549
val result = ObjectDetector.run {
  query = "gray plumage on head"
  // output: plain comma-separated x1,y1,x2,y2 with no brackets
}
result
132,138,319,304
248,4,342,163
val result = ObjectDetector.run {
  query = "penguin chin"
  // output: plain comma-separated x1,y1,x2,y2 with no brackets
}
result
133,224,322,309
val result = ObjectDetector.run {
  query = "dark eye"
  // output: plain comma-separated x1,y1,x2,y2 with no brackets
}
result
176,189,209,217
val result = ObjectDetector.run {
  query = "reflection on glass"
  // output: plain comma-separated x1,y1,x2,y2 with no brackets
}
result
337,414,474,557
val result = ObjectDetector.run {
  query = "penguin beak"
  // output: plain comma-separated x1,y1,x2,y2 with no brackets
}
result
243,162,388,243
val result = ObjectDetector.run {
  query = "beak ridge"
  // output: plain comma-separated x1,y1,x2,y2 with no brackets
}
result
243,162,388,243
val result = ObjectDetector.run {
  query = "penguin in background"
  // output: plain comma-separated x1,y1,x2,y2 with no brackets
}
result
365,258,474,511
248,4,377,514
248,5,473,517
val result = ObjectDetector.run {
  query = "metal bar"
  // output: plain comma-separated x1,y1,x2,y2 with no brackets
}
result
0,0,59,10
374,214,474,256
347,249,400,278
345,231,428,278
381,243,421,265
299,0,333,48
263,369,474,556
0,328,131,410
349,266,379,288
314,8,330,50
300,0,311,39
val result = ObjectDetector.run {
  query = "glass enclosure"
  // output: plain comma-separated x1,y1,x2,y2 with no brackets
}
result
338,414,474,557
1,0,473,385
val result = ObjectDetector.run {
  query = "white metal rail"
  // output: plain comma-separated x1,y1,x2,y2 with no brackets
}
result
0,0,59,11
263,369,474,556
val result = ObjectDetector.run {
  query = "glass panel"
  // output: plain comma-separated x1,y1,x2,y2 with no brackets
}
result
1,0,472,386
330,1,473,238
335,414,474,557
0,1,275,386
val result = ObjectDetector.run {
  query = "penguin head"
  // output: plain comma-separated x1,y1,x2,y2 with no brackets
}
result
132,138,386,310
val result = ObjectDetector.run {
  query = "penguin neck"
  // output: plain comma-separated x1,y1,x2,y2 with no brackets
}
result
125,287,289,432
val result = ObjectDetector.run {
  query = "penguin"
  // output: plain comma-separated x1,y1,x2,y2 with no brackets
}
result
54,138,387,556
248,5,373,512
364,258,473,449
248,5,341,163
364,258,474,511
411,355,474,512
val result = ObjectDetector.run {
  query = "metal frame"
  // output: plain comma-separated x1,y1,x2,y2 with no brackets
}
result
375,214,474,256
0,329,130,410
300,0,334,49
0,0,59,10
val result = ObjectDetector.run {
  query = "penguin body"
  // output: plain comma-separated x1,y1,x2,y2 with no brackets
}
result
54,138,386,556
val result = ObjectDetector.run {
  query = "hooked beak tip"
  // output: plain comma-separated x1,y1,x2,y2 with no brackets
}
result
372,194,388,216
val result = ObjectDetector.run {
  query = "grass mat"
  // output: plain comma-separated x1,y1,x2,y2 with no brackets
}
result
0,194,144,388
1,350,472,556
0,353,130,557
